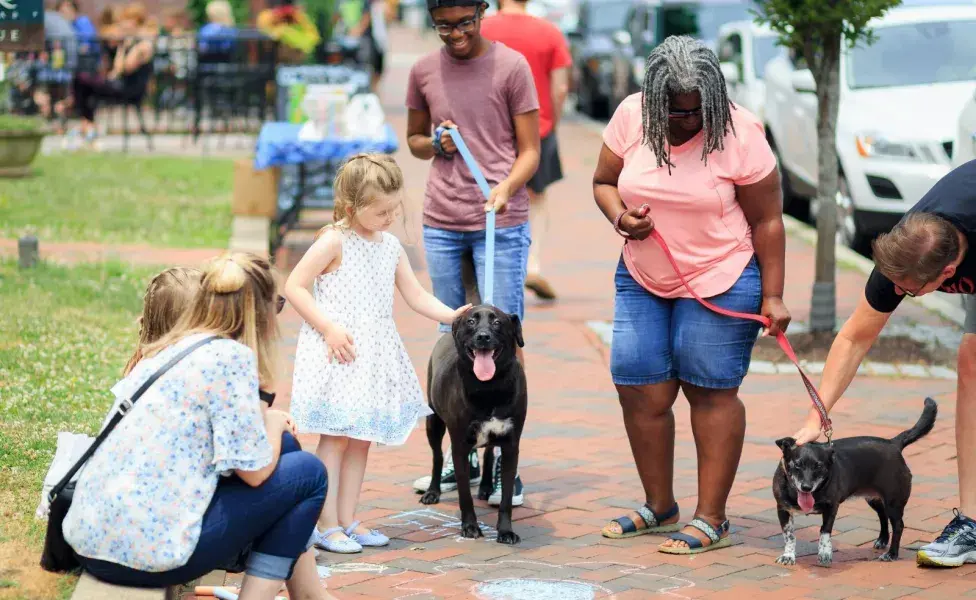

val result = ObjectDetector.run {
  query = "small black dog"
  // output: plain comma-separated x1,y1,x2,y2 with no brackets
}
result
773,397,937,566
420,305,527,545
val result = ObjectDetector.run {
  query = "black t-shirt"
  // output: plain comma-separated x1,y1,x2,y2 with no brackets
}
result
865,159,976,313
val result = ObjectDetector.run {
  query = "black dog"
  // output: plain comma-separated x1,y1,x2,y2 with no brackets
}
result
420,305,527,545
773,397,937,566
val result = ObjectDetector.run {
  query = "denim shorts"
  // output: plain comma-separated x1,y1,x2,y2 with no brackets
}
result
610,255,763,389
423,223,531,333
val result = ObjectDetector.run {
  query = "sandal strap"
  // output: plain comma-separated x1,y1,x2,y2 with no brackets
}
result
687,518,728,544
345,521,362,535
322,526,346,537
611,515,638,534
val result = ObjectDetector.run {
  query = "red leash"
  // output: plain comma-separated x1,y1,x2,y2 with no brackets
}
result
642,226,834,443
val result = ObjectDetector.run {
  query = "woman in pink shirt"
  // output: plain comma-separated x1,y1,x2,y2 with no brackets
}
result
594,36,790,554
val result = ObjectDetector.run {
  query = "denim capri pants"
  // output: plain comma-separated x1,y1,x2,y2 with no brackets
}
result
610,254,763,390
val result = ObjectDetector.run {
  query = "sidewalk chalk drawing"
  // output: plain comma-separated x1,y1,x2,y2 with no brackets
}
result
319,509,696,598
380,508,499,542
472,578,605,600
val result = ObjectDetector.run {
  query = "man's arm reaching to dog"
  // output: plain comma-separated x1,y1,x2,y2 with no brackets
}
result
793,292,892,444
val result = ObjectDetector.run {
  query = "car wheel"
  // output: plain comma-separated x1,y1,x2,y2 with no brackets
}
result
810,172,867,251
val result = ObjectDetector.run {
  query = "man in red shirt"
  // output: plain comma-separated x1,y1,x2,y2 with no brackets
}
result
482,0,571,301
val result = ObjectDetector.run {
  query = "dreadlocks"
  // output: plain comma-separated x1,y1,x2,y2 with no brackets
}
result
641,35,735,172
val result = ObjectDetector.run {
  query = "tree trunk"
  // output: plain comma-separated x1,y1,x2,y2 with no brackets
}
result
809,43,842,333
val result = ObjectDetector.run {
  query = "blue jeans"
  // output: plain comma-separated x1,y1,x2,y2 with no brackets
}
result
423,223,531,333
610,255,763,389
78,433,326,586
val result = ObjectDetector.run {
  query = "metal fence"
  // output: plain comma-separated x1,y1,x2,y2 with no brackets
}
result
4,29,283,143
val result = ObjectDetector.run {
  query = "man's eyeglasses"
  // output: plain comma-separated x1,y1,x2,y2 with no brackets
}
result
432,15,479,36
668,107,702,119
895,283,925,298
276,295,286,314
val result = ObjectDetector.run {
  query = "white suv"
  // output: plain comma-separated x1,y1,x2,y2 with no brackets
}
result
716,20,782,125
763,5,976,248
954,90,976,168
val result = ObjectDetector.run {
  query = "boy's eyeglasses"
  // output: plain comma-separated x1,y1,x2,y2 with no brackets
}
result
433,15,479,36
276,295,286,314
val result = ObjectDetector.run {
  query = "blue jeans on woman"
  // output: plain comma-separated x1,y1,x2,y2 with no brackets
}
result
78,433,326,586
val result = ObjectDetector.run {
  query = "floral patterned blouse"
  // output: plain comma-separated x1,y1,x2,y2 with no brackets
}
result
63,333,273,572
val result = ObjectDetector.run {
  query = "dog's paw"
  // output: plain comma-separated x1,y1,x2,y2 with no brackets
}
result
877,552,897,562
476,486,492,501
497,530,520,545
874,538,889,550
419,490,441,505
817,553,833,567
461,522,484,539
774,554,796,566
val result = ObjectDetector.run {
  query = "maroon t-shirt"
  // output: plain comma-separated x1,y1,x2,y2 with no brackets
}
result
406,42,540,232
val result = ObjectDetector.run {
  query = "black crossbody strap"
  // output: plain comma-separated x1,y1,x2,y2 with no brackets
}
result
47,335,220,503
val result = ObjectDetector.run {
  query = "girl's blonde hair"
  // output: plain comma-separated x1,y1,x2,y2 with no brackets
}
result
141,253,280,388
124,266,203,375
206,0,236,27
316,153,404,239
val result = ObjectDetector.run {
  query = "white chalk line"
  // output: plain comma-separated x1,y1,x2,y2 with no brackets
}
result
380,507,500,543
321,558,695,600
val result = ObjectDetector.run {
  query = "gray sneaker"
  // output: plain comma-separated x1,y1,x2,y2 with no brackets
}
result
916,509,976,567
412,448,480,493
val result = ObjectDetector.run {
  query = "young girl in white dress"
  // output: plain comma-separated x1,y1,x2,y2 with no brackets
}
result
285,153,469,554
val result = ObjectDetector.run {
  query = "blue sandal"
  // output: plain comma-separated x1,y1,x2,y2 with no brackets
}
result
659,517,732,554
602,502,681,539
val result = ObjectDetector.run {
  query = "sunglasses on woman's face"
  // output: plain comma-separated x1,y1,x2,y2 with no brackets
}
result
276,295,286,314
668,107,702,119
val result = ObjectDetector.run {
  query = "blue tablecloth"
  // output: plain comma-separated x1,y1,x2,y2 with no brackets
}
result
254,122,399,171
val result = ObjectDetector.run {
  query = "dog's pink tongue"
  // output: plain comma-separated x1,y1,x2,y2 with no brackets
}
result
473,350,496,381
798,491,815,513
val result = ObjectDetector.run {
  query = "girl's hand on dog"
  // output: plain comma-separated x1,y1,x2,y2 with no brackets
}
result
451,304,474,322
325,324,356,364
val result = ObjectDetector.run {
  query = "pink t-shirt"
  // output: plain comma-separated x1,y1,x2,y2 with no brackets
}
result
406,43,540,232
603,93,777,299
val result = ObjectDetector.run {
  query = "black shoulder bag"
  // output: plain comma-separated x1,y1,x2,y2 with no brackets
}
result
40,335,218,573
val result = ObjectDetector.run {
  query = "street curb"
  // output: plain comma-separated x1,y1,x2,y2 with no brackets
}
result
585,320,957,380
782,215,966,327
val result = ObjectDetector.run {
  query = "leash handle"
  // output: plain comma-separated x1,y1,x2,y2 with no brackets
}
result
442,127,495,305
645,226,833,442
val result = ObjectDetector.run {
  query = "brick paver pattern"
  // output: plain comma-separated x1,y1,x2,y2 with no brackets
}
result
30,23,966,600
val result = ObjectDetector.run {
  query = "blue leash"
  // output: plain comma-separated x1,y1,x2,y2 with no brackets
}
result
440,127,496,305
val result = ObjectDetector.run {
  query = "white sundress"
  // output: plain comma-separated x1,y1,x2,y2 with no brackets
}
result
290,230,433,445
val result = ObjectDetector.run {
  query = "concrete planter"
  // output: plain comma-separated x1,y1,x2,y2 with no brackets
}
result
0,129,45,177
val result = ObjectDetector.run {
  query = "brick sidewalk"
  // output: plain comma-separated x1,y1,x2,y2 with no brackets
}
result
197,25,971,600
7,21,967,598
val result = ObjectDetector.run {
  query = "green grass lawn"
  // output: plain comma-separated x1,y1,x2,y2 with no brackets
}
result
0,153,236,248
0,258,157,599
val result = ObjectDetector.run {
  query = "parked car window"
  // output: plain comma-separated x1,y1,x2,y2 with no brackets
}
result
752,35,780,80
847,20,976,89
585,0,632,32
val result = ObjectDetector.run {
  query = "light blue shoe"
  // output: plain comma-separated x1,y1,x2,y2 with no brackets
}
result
314,527,363,554
346,521,390,547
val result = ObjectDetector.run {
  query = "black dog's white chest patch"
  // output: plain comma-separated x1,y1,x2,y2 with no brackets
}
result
474,417,514,448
